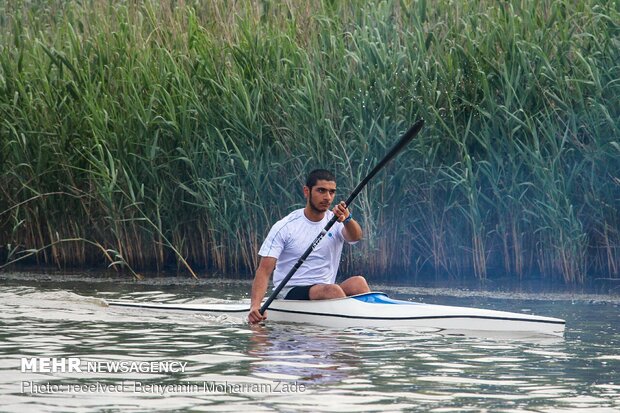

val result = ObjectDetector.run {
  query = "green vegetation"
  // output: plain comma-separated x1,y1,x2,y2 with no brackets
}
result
1,0,618,282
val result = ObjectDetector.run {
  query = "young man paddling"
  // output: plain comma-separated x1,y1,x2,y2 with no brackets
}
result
248,169,370,324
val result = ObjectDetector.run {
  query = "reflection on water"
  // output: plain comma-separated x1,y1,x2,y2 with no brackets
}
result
248,323,364,386
0,273,619,412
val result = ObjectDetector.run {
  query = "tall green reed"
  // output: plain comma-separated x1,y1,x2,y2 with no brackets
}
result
0,0,618,282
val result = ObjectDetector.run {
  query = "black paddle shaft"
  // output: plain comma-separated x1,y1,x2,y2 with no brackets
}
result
259,119,425,314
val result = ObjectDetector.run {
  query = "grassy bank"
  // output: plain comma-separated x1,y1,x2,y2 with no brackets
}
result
1,0,618,282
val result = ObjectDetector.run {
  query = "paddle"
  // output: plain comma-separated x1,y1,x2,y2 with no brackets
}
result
259,119,425,315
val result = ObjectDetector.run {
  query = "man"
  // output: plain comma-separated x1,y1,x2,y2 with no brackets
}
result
248,169,370,324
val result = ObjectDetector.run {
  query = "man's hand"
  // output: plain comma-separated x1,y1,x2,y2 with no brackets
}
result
248,257,276,324
334,201,363,242
333,201,350,222
248,306,267,324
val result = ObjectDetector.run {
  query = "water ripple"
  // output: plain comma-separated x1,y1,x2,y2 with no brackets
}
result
0,276,619,412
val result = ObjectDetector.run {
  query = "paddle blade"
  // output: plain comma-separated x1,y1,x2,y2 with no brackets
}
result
344,119,424,206
382,119,425,167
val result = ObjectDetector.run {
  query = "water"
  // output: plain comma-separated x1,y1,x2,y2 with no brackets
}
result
1,271,620,412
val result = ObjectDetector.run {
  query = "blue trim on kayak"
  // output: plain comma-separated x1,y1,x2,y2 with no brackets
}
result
352,292,421,305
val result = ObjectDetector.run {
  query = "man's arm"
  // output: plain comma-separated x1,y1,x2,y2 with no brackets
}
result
342,218,363,242
248,256,277,323
333,201,363,242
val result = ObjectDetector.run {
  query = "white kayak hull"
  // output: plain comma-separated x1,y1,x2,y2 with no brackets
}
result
108,292,565,337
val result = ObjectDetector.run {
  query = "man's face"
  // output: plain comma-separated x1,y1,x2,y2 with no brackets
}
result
304,179,337,213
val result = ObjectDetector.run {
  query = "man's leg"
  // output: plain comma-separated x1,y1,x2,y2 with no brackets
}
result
339,275,370,296
307,276,370,300
309,284,346,300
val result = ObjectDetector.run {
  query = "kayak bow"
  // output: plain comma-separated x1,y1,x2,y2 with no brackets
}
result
108,292,565,337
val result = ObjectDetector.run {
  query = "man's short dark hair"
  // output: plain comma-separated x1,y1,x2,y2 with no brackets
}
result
305,169,336,188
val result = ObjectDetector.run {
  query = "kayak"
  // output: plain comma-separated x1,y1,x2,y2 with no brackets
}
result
108,292,565,337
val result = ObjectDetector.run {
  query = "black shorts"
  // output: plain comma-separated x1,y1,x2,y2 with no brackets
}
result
284,285,314,300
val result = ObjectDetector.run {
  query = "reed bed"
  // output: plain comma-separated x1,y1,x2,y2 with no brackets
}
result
0,0,618,282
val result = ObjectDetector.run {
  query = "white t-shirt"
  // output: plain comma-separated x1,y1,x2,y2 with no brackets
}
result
258,208,355,290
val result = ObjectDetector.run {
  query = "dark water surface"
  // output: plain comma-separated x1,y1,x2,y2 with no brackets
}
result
1,271,619,412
